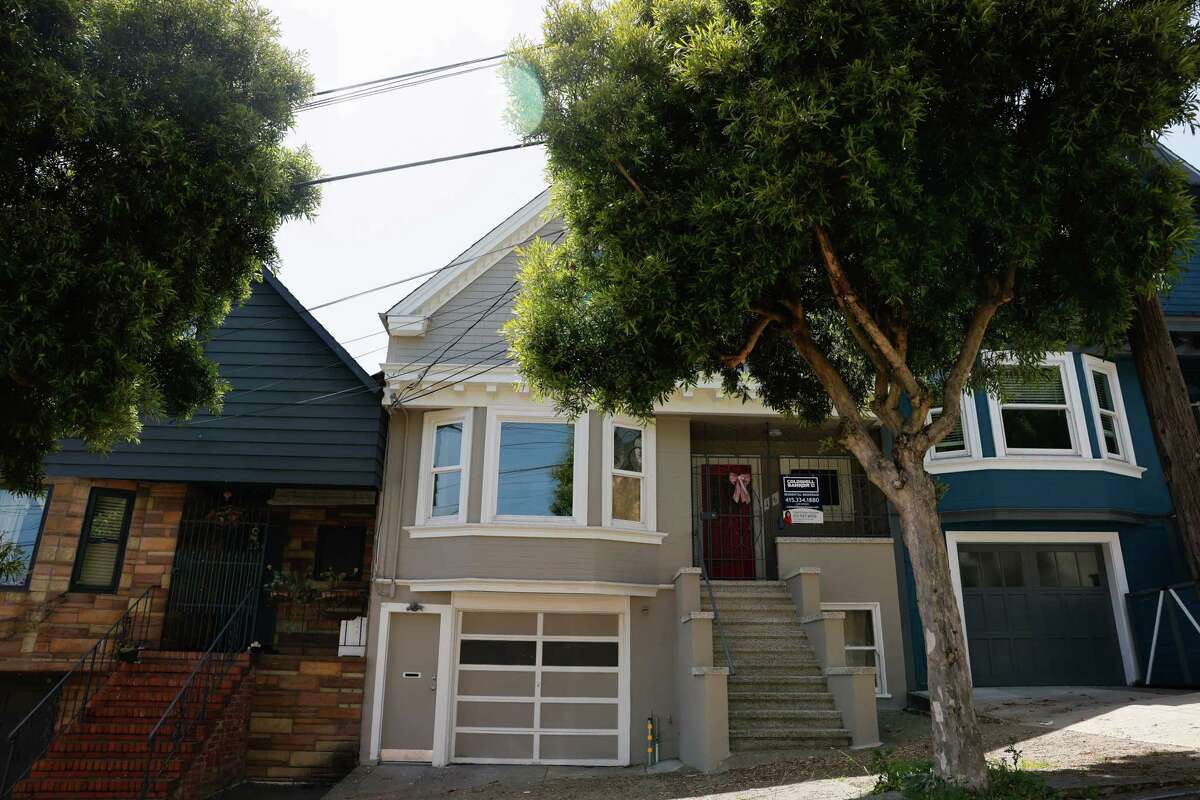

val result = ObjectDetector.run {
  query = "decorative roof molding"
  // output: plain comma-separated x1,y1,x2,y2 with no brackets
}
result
386,190,554,330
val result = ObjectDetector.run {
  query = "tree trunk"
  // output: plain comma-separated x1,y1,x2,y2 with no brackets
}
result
891,446,988,788
1129,292,1200,578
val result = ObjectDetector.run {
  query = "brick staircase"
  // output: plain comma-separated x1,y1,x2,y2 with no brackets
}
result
12,651,249,800
703,580,852,752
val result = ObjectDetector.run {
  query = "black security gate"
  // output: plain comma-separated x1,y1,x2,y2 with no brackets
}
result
162,485,282,651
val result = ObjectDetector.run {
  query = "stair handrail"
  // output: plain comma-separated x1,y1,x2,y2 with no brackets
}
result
1,585,157,799
141,586,258,799
697,530,737,676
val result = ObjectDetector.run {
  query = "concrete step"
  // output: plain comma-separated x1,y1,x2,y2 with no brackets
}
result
728,673,829,689
705,610,800,625
729,728,852,751
709,580,786,590
717,636,813,654
728,691,837,710
723,625,809,638
703,597,796,611
730,708,845,730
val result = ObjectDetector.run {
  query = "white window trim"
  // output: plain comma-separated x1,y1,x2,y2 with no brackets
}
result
601,416,657,531
404,523,666,546
945,530,1138,685
415,409,473,526
924,394,983,464
821,601,888,697
987,352,1092,459
481,407,589,528
1082,355,1137,466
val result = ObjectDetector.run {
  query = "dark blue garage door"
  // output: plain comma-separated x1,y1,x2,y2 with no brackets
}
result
958,544,1124,687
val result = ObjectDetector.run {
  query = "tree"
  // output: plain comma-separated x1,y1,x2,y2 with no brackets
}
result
504,0,1200,786
0,0,319,493
1130,291,1200,576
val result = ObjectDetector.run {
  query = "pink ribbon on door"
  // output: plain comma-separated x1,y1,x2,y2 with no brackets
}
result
729,472,751,504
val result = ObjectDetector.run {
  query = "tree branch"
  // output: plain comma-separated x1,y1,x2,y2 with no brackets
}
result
611,159,649,204
919,262,1017,449
783,300,900,487
813,225,924,402
720,310,779,369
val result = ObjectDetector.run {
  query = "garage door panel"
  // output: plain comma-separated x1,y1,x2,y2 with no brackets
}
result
540,702,619,729
455,701,535,728
456,670,536,697
452,611,624,765
539,734,618,760
959,543,1122,687
541,671,618,698
455,733,534,760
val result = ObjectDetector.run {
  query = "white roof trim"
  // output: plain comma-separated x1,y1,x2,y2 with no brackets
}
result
386,189,554,324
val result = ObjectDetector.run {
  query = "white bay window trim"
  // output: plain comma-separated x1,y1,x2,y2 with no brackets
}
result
986,352,1091,459
601,416,657,531
416,409,473,526
482,407,589,527
1082,355,1137,466
924,393,982,464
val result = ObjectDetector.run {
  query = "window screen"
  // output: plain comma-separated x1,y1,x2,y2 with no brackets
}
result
71,489,134,591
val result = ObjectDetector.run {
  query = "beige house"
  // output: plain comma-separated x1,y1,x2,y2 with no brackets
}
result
361,192,906,771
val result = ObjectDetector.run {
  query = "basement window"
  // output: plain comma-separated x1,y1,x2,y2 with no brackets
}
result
822,602,887,697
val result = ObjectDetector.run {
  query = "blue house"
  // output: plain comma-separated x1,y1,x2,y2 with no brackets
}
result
898,148,1200,692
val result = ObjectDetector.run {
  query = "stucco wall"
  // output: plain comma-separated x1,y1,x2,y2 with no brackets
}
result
777,537,907,709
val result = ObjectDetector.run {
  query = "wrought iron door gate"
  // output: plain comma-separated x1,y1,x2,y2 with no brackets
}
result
162,486,277,651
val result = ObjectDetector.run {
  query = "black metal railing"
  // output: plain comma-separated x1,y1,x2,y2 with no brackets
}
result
142,587,257,798
691,452,890,580
1,586,157,798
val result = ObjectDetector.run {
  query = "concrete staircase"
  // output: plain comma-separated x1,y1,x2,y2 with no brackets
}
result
703,580,853,752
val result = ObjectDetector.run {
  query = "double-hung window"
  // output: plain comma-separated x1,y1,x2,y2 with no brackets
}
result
822,602,887,696
1083,356,1135,463
992,355,1086,456
484,410,588,526
603,417,656,530
926,397,978,462
0,488,52,590
417,410,472,525
71,488,135,592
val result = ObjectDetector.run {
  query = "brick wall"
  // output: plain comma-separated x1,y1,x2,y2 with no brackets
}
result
175,667,254,800
246,654,364,782
269,505,373,655
0,478,183,672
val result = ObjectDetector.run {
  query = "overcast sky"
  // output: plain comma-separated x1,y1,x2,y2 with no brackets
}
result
264,1,1200,372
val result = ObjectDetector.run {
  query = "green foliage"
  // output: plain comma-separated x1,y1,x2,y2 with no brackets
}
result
504,0,1200,427
0,0,320,492
0,540,29,584
872,747,1054,799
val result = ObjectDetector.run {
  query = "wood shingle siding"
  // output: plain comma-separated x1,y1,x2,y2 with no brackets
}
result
45,271,384,488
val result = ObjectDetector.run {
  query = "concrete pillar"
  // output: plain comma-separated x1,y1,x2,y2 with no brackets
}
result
673,568,729,771
826,667,881,748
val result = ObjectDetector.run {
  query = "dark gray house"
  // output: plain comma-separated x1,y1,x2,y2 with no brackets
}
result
0,268,385,797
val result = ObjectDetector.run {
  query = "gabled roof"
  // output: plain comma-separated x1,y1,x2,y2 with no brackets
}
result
262,268,378,393
385,190,552,335
1153,141,1200,186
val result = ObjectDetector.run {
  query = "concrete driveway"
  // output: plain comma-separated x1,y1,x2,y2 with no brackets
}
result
974,686,1200,751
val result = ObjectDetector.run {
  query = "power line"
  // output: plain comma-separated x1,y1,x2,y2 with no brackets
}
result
184,385,378,427
396,358,516,406
210,225,559,344
301,63,502,112
308,52,508,98
292,142,544,189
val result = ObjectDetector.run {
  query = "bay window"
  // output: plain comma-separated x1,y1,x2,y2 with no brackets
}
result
1083,356,1135,463
991,355,1087,456
417,410,472,524
484,409,588,526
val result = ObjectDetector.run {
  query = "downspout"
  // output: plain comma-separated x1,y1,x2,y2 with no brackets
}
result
387,404,410,598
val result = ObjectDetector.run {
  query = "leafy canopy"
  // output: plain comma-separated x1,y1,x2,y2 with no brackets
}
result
0,0,319,493
505,0,1200,435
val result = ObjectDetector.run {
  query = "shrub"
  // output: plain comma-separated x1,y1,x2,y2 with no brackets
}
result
872,747,1054,799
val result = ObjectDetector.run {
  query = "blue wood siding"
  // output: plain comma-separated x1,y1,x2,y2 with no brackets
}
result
1162,246,1200,318
45,273,384,487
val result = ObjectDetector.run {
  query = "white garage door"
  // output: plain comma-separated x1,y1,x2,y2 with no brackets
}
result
452,610,624,765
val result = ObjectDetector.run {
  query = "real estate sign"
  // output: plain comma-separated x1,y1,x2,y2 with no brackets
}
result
780,473,824,524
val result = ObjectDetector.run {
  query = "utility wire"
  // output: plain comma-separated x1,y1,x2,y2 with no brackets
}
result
308,52,508,98
184,385,378,426
301,63,502,112
396,358,516,406
292,142,544,189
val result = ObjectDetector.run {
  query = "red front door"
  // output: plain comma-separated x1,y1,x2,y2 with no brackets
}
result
700,464,756,579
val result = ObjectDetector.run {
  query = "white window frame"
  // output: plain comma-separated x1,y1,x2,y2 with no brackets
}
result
1082,355,1137,465
924,394,982,463
601,416,656,531
821,601,888,697
987,352,1091,458
482,407,590,527
415,409,473,526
